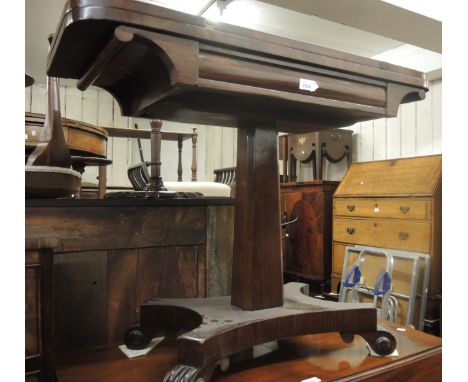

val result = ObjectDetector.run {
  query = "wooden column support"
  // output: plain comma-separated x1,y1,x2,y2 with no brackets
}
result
98,166,107,199
191,128,197,182
146,119,166,192
231,124,283,310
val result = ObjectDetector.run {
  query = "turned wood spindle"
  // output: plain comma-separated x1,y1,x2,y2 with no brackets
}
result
145,119,166,192
191,128,197,182
177,135,183,182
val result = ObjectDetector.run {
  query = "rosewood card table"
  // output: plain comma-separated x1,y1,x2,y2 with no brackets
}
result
46,1,428,381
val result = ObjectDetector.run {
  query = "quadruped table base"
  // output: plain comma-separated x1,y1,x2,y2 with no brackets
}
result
125,283,396,382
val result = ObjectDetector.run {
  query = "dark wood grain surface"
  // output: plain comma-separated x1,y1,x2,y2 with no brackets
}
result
26,205,207,253
26,232,57,381
282,181,338,283
47,1,427,129
231,126,283,310
27,202,234,351
55,320,441,382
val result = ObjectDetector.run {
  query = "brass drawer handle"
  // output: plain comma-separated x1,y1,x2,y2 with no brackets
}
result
347,204,355,212
399,232,409,240
347,227,355,235
400,205,410,214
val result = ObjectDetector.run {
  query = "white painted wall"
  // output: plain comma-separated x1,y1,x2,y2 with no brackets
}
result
25,84,210,186
25,78,441,187
295,78,442,182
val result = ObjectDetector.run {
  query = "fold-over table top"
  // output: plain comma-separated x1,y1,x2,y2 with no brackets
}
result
47,0,428,132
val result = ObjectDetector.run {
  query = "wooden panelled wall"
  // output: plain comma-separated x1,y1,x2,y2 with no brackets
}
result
25,79,440,186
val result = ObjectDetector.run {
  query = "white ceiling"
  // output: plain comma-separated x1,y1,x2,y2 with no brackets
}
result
25,0,442,85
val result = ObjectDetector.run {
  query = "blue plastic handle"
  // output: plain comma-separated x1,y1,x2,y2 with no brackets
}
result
374,271,391,296
343,265,361,288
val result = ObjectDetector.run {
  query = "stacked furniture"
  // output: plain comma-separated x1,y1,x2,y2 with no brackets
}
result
332,155,442,332
43,0,433,379
278,129,353,182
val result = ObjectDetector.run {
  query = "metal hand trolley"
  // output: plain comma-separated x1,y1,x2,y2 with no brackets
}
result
339,245,431,330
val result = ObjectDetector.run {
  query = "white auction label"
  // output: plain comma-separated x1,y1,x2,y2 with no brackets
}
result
301,377,322,382
299,78,319,92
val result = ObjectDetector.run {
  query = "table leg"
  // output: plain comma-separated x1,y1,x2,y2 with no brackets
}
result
126,122,395,382
231,123,283,310
98,165,107,199
191,128,197,182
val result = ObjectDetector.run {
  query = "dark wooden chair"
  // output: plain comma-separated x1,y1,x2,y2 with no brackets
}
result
213,167,236,186
128,161,151,191
214,167,236,197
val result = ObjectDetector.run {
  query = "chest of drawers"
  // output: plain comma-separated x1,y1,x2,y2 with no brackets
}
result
281,181,339,287
332,155,442,329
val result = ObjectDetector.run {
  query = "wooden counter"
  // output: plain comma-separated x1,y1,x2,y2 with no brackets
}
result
26,198,234,351
55,321,441,382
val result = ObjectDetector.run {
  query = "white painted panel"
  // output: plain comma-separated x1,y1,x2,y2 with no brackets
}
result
359,120,374,162
416,86,433,156
81,89,99,184
164,120,197,182
221,127,235,168
81,89,98,125
194,125,206,181
349,123,361,163
205,125,215,181
111,98,131,187
64,87,82,121
431,80,442,154
386,110,401,159
400,102,417,157
212,126,223,176
31,84,46,114
97,90,114,128
130,117,149,165
233,127,238,165
97,90,114,184
373,117,387,160
59,84,66,115
25,87,32,113
323,157,348,181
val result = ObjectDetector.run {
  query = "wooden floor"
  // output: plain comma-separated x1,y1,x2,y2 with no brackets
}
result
56,321,441,382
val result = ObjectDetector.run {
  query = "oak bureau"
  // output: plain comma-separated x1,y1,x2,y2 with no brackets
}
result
332,155,442,332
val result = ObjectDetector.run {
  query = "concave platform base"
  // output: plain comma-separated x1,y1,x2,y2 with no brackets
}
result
125,283,396,382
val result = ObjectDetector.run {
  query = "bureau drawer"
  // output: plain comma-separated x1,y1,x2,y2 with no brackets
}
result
333,218,431,252
334,198,430,220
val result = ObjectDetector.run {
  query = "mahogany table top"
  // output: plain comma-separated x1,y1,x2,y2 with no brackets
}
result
46,0,428,131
